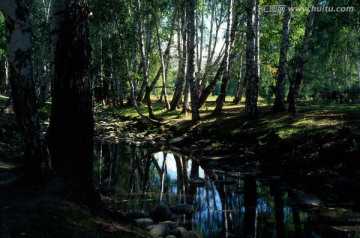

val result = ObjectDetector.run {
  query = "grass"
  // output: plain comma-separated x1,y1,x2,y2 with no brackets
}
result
98,96,360,145
2,92,359,144
0,161,16,169
0,94,8,108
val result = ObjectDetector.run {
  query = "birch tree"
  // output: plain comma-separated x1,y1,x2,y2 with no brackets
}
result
213,0,239,114
186,0,200,122
271,0,292,113
37,0,51,107
287,0,315,114
0,0,51,179
244,0,259,117
197,0,230,108
170,0,187,111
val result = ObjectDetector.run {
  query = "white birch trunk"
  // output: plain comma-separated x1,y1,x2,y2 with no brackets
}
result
272,0,291,113
0,0,51,177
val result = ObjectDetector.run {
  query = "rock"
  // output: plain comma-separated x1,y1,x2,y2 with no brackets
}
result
150,204,174,222
170,204,195,214
188,177,205,187
316,207,360,226
170,227,186,237
149,223,170,238
126,210,149,220
134,218,155,229
201,155,232,164
213,169,226,175
165,235,178,238
296,193,321,210
180,231,202,238
160,221,178,230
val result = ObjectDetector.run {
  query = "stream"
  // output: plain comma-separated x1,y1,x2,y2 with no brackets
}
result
93,141,360,238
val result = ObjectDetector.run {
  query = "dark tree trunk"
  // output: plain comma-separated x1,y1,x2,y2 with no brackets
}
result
184,0,197,117
213,0,238,114
0,59,7,95
0,0,51,179
47,0,97,201
288,0,315,115
197,58,225,108
233,52,244,104
244,0,259,118
243,175,258,237
170,1,187,111
272,0,292,113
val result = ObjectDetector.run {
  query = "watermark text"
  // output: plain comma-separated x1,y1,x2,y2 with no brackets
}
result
262,5,355,13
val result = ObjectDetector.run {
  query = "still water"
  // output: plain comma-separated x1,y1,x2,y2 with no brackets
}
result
93,142,359,238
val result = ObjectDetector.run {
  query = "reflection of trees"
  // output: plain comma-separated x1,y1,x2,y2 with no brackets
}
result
159,152,168,203
94,143,123,194
187,159,200,204
127,145,139,201
272,185,284,237
94,145,315,237
244,175,258,238
288,190,301,237
174,154,184,203
140,155,151,210
183,157,189,195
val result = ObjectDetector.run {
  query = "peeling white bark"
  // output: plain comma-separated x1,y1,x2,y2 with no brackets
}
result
0,0,52,176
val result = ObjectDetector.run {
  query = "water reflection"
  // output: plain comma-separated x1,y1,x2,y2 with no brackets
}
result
94,142,358,238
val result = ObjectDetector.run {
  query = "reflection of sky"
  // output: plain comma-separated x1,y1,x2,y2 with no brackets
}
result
95,146,316,237
153,152,205,180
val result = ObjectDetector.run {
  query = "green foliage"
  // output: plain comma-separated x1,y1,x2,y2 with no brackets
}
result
0,14,7,59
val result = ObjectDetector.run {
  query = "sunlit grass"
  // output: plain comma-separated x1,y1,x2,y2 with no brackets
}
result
277,127,302,139
303,103,360,112
0,94,8,108
292,117,343,127
0,161,16,169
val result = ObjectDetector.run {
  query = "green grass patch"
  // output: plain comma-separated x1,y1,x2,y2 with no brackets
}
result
0,161,16,169
0,94,9,108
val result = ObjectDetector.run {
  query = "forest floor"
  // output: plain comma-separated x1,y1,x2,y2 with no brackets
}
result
1,96,360,237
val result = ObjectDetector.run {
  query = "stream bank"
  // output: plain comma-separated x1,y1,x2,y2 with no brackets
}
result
1,104,360,237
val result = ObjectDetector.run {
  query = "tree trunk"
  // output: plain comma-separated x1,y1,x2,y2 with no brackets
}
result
287,0,315,114
170,1,187,111
0,59,6,95
154,12,170,110
233,50,244,104
182,79,190,115
37,43,49,107
150,13,176,93
272,0,291,113
244,0,258,118
47,0,97,201
196,0,205,93
255,0,260,84
137,2,156,118
199,0,225,100
186,0,200,122
213,0,238,114
37,0,51,107
0,0,51,179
